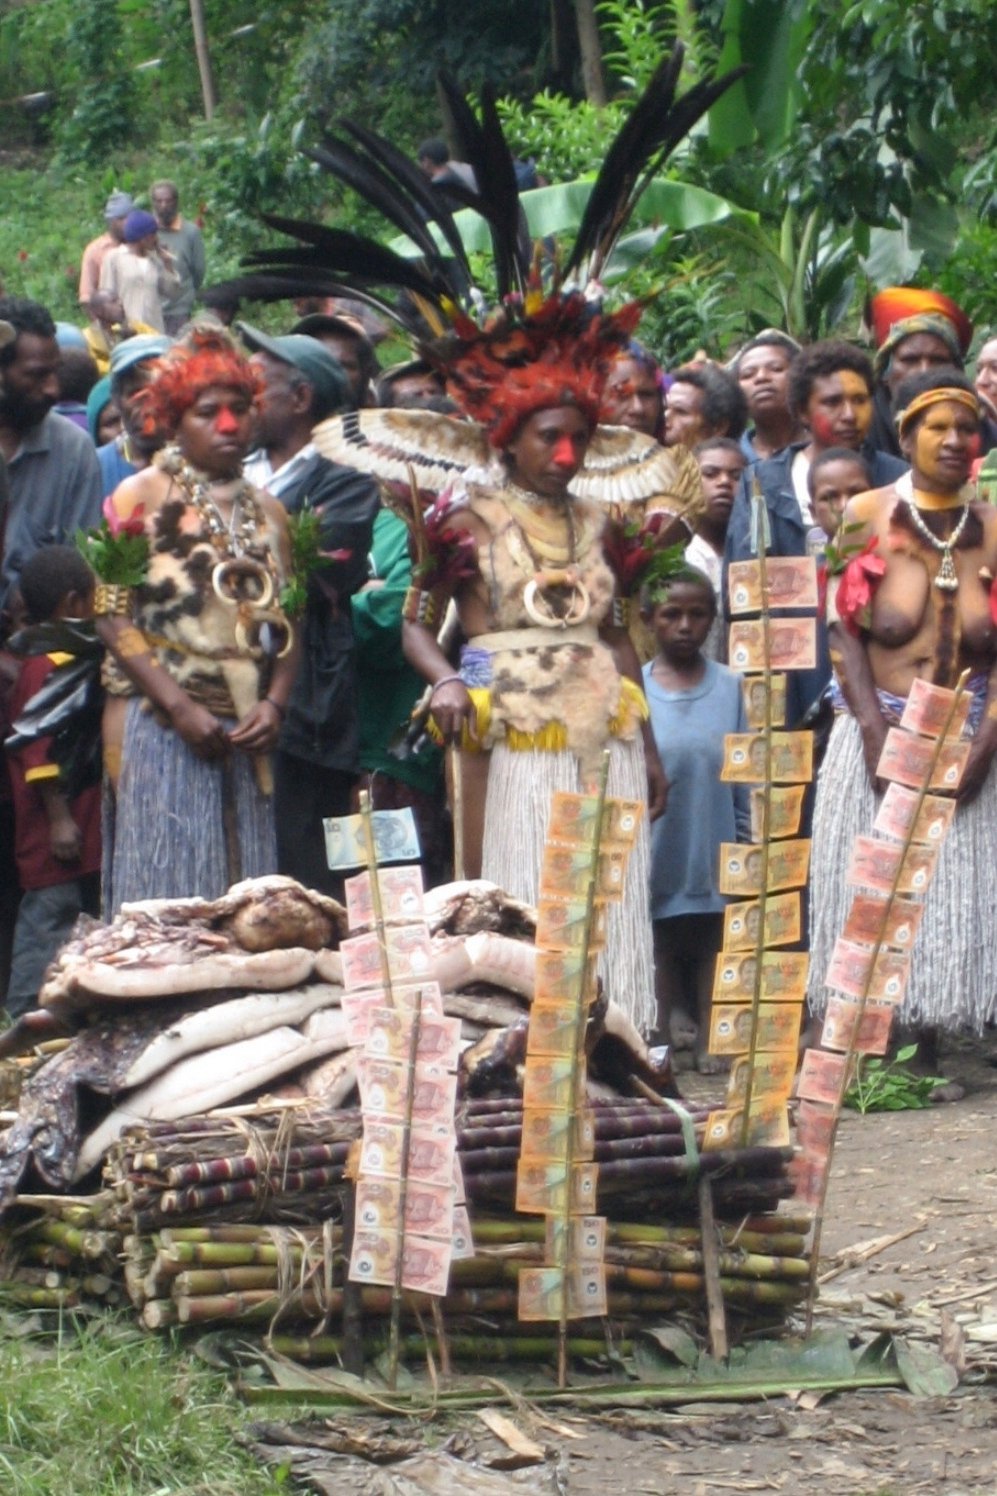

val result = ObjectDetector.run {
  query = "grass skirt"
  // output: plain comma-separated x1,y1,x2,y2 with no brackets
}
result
808,713,997,1032
481,736,656,1035
103,699,277,914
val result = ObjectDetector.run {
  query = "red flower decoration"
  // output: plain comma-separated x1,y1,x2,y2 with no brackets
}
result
102,496,146,538
836,537,886,635
601,510,684,597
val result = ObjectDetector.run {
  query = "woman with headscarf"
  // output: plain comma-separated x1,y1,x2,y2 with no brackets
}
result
808,367,997,1080
97,326,297,910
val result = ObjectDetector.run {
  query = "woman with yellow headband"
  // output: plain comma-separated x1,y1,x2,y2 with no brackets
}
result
808,367,997,1083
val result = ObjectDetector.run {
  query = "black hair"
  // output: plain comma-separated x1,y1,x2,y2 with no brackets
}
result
892,365,978,416
417,137,449,165
19,545,95,623
733,329,800,370
58,347,100,403
693,435,745,461
640,564,718,617
0,295,56,367
671,364,748,439
807,446,872,496
787,340,874,418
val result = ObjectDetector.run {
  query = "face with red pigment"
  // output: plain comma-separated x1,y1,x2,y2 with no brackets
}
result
177,383,256,477
503,404,591,498
601,358,662,436
663,380,707,448
804,370,872,450
900,399,981,494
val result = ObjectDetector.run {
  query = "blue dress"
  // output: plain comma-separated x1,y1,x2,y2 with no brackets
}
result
643,658,751,921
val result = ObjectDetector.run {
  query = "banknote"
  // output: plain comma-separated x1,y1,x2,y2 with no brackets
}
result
795,1098,835,1157
728,556,818,614
713,949,809,1003
340,924,435,991
452,1155,466,1206
708,1001,803,1057
365,1006,461,1069
789,1147,828,1207
873,783,957,847
727,1048,797,1106
750,784,805,841
517,1262,608,1321
728,619,817,673
795,1047,851,1106
546,793,643,849
357,1054,458,1126
354,1177,455,1240
521,1106,595,1161
545,1214,607,1266
359,1118,456,1185
451,1205,475,1261
540,842,630,901
522,1055,578,1111
825,937,910,1005
845,835,939,897
341,989,384,1046
723,891,801,951
390,980,444,1018
876,727,969,791
601,797,644,847
527,1001,582,1059
718,838,811,896
350,1226,456,1295
701,1100,791,1151
535,895,608,953
324,806,421,871
742,674,788,731
515,1159,599,1216
899,677,971,741
345,865,425,931
533,950,598,1007
841,892,924,951
721,732,813,785
820,994,894,1056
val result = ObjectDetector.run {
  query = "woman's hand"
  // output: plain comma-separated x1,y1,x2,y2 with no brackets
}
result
228,698,283,753
430,679,475,743
643,732,669,820
859,713,889,791
169,695,231,760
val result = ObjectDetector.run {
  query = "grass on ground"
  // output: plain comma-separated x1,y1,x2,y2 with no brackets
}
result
0,1309,290,1494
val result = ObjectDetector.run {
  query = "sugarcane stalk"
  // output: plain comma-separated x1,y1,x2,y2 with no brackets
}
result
174,1267,289,1295
387,987,423,1391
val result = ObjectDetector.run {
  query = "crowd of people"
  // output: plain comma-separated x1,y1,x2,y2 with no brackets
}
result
2,169,997,1087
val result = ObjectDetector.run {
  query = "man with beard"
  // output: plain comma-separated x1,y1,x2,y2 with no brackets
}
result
0,297,103,623
240,324,379,895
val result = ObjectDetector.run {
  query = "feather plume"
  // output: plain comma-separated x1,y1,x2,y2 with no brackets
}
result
436,74,526,298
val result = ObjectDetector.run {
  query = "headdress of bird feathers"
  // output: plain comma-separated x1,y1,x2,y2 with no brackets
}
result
219,45,743,499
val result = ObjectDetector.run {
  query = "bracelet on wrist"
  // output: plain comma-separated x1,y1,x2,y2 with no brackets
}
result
430,673,464,697
94,583,134,617
264,696,286,720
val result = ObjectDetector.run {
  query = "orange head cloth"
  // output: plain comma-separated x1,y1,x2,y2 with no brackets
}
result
867,287,973,376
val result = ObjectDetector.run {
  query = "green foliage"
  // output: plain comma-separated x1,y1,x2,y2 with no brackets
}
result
0,1314,287,1493
844,1044,947,1113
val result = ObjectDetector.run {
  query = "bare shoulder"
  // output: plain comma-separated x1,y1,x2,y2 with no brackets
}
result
108,464,170,519
845,484,898,528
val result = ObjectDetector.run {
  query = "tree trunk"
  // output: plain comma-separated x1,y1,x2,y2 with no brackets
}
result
189,0,216,121
573,0,607,107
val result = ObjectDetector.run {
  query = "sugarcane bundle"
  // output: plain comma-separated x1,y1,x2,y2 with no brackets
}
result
0,1191,125,1307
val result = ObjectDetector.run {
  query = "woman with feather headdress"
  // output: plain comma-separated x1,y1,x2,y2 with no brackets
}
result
219,48,742,1032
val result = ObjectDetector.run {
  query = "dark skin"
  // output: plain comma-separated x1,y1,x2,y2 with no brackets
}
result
737,344,800,457
402,404,669,876
601,358,663,438
99,384,298,766
39,586,95,862
0,332,61,456
695,444,745,552
884,331,956,398
249,350,314,467
643,581,725,1073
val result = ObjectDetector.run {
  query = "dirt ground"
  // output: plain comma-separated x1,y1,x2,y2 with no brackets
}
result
261,1029,997,1496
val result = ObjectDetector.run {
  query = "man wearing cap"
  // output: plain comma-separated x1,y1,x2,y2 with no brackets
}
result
151,180,206,335
99,210,181,334
0,297,102,621
240,324,379,895
291,313,378,410
376,359,446,410
96,333,172,497
78,191,134,312
867,288,973,457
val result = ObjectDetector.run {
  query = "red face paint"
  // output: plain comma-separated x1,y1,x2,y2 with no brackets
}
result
214,403,241,434
552,434,578,468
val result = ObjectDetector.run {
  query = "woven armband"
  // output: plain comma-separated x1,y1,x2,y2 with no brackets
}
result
94,583,135,617
402,585,447,628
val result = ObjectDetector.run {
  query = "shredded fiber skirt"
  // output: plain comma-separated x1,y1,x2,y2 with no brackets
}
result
481,736,656,1036
807,712,997,1032
103,698,277,914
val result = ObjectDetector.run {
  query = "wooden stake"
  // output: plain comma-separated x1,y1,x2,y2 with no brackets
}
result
188,0,216,120
698,1175,729,1360
387,989,423,1391
450,746,465,881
